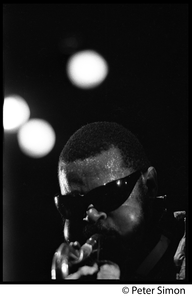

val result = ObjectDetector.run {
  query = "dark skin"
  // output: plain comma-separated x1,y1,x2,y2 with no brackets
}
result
58,147,158,279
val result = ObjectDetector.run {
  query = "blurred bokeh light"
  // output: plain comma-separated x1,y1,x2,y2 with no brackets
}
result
17,119,56,158
3,95,30,132
66,50,109,89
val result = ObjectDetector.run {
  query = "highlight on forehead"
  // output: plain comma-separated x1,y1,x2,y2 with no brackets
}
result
59,147,126,174
58,147,132,190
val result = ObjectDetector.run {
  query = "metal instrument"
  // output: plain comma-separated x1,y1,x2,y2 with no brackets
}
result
51,234,100,280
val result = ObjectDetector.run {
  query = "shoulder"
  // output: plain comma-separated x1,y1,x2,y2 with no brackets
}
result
173,211,186,280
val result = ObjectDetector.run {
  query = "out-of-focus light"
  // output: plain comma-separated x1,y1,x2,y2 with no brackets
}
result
3,95,30,132
51,268,56,280
66,50,109,89
17,119,56,158
61,262,68,276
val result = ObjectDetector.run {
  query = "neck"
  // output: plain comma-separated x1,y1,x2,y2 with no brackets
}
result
124,223,161,268
121,207,176,279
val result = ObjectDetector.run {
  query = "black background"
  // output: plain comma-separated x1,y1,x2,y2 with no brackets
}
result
3,4,188,281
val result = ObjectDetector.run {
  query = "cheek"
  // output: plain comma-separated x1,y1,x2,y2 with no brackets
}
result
109,203,144,236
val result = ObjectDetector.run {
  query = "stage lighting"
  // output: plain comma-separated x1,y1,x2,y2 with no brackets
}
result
3,95,30,132
17,119,56,158
66,50,108,89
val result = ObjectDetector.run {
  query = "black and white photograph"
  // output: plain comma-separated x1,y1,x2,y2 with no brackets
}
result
3,3,189,297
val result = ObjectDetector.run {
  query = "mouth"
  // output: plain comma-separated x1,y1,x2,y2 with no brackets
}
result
82,219,115,240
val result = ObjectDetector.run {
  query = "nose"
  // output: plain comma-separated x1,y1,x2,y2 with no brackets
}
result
86,205,107,223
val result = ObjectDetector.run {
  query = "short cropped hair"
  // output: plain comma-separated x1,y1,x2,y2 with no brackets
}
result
59,122,151,171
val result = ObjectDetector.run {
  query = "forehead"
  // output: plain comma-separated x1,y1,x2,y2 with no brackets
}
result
59,147,131,193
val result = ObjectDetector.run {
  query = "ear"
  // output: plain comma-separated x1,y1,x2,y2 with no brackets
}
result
142,166,158,198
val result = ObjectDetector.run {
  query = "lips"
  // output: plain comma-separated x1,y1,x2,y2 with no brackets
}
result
82,219,112,241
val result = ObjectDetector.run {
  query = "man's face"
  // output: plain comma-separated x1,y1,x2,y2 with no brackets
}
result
58,147,148,248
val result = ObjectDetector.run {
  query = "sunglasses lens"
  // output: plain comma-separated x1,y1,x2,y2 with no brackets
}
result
54,195,87,220
93,185,130,212
91,171,141,213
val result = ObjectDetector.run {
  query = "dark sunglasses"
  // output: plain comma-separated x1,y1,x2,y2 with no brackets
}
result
54,169,143,220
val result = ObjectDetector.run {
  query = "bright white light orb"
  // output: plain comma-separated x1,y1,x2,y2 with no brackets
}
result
67,50,109,89
3,95,30,132
17,119,56,158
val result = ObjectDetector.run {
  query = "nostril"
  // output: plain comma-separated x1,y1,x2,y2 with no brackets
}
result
86,206,107,222
99,212,107,220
